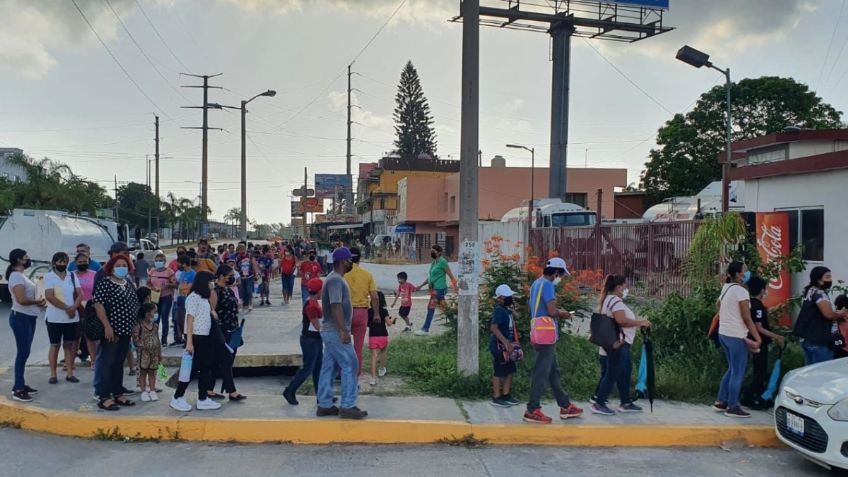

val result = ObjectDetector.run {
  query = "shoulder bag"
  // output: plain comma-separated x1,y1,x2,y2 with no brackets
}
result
589,296,623,352
530,283,558,345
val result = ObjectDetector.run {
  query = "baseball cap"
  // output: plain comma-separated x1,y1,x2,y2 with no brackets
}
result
307,278,323,294
332,247,353,262
108,242,130,255
495,284,515,298
545,257,570,275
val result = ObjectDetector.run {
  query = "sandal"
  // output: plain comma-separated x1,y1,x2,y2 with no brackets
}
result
229,393,247,402
48,377,58,385
115,397,135,407
207,392,225,400
98,400,120,411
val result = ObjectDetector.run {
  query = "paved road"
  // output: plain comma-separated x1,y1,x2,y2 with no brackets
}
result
0,428,831,477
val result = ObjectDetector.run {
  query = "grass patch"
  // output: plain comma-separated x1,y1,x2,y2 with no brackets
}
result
92,427,161,443
437,433,488,448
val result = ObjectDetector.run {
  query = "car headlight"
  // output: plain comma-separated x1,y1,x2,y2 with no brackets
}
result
828,398,848,421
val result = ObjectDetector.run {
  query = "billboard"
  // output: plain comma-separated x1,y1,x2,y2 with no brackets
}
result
611,0,669,9
291,198,323,215
756,212,791,326
315,174,352,198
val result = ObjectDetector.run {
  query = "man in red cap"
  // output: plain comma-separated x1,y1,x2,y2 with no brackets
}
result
283,278,325,405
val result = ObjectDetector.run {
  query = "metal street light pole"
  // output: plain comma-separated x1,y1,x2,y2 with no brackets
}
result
676,45,732,212
507,144,535,248
240,89,277,242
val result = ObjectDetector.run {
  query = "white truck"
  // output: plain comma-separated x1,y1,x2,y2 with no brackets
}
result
0,209,117,302
501,199,597,228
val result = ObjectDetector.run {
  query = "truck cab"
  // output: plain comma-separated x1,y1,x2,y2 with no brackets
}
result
501,199,597,229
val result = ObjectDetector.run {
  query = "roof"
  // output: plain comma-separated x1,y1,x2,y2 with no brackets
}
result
730,129,848,153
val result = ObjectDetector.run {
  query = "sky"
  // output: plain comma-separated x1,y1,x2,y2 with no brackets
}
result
1,0,846,225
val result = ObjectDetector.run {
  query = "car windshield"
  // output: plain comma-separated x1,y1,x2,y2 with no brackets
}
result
551,213,594,227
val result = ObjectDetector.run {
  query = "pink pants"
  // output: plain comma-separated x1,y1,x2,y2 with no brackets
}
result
352,308,369,376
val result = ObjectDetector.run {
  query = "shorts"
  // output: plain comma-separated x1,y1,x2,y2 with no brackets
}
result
398,306,411,318
47,321,79,345
368,336,389,350
492,351,516,378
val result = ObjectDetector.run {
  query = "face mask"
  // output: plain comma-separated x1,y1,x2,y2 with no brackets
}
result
309,255,316,261
503,296,514,307
55,264,67,273
77,263,89,272
226,276,236,286
113,267,129,279
22,259,32,269
430,252,438,259
622,288,630,299
553,277,562,286
743,271,751,283
154,261,165,269
285,251,291,256
823,280,833,290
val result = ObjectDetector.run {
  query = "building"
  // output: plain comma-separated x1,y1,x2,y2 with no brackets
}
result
0,148,26,182
613,191,647,219
729,129,848,295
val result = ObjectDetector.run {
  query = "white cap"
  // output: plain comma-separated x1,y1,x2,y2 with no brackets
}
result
545,257,570,276
495,284,515,297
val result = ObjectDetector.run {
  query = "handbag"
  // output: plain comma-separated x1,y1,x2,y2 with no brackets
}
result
83,300,104,341
228,319,245,351
530,282,558,345
496,312,523,362
589,296,623,352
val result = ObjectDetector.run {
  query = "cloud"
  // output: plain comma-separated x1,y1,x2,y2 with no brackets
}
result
327,90,393,130
0,0,133,79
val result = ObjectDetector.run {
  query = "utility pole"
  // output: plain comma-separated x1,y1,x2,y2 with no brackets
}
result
303,167,308,239
345,64,354,214
154,115,160,237
114,175,119,223
146,155,152,233
181,73,224,238
457,0,480,376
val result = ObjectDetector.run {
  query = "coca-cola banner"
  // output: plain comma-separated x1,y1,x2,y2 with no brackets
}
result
756,212,791,326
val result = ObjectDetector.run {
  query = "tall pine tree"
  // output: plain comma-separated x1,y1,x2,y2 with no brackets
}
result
393,61,437,157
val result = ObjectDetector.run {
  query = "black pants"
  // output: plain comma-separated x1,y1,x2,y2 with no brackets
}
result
174,335,213,401
96,335,131,400
211,331,237,394
743,343,769,407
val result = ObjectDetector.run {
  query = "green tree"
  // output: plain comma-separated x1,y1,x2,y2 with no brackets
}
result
116,182,157,231
640,76,843,205
393,60,438,157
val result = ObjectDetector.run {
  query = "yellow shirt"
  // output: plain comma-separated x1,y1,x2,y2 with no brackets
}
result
345,263,377,308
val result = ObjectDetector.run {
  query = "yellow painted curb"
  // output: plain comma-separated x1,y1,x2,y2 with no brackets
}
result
0,399,782,447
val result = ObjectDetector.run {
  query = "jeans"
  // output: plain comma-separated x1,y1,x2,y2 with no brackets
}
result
287,335,323,395
9,311,37,391
802,340,832,366
301,284,310,305
351,308,368,376
317,331,359,409
717,335,749,409
240,277,255,308
281,274,295,297
174,297,186,342
174,334,214,401
595,343,633,406
422,288,447,332
527,344,572,412
157,295,174,344
96,335,131,400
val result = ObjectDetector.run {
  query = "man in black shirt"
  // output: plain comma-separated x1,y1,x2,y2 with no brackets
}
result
742,276,785,409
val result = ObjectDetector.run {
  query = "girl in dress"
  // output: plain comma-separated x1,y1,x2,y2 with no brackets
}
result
133,303,162,402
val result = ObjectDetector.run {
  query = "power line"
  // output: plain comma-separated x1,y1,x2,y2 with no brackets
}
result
71,0,178,125
819,0,848,91
350,0,408,66
133,0,191,72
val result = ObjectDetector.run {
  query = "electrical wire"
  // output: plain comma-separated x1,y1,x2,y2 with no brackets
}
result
133,0,191,72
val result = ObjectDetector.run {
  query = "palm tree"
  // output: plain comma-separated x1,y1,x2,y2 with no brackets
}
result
224,207,241,239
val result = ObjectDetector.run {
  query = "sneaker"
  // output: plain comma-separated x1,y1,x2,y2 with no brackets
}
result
369,377,377,386
282,388,299,406
712,401,728,412
340,406,368,420
490,397,511,408
414,329,430,336
140,391,151,402
48,377,58,385
560,403,585,419
65,376,80,383
12,390,33,402
148,391,159,402
23,385,37,394
523,408,553,424
196,398,222,411
501,395,520,406
589,395,598,405
617,402,643,413
170,397,192,412
591,403,615,416
316,405,340,417
724,407,751,418
378,367,387,377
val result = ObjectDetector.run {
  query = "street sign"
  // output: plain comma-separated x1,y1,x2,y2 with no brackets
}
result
292,187,315,197
291,198,323,215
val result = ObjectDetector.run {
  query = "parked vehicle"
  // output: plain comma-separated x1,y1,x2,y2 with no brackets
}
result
501,199,597,228
775,358,848,470
136,238,164,258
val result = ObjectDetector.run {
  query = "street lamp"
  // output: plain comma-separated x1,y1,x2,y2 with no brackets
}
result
676,45,732,213
506,143,535,246
241,89,277,242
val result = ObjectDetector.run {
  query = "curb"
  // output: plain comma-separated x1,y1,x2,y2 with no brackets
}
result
0,399,782,447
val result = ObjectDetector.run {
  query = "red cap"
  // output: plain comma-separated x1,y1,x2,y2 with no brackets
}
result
307,278,323,294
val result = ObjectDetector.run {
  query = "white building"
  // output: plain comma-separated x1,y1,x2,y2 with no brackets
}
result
0,147,26,182
729,129,848,294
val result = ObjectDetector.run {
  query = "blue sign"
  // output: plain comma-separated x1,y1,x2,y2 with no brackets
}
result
611,0,669,9
315,174,352,198
395,223,416,234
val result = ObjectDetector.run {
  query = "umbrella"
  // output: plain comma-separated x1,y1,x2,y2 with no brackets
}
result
761,345,785,403
635,344,648,399
642,328,656,413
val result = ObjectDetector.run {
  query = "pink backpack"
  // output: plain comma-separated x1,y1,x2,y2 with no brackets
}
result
530,282,558,345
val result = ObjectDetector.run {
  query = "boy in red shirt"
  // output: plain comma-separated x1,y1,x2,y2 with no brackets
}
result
298,250,322,306
390,271,415,332
283,278,324,405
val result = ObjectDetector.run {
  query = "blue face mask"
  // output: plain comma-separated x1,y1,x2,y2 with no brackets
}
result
113,267,129,279
154,260,165,269
743,271,751,284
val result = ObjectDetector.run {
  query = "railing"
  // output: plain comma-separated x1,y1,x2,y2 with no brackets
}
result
530,220,701,299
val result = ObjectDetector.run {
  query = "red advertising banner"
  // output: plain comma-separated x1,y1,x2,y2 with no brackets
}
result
756,212,791,326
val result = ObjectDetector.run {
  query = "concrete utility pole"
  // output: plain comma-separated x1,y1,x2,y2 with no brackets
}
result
346,64,354,214
303,167,308,239
457,0,480,376
549,24,574,202
154,115,160,236
239,89,276,242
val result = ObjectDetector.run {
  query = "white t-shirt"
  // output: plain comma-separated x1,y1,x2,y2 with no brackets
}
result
44,271,80,323
185,292,211,336
8,271,41,316
718,283,751,339
599,295,636,356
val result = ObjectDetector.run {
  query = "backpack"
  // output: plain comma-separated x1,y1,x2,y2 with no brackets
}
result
589,296,623,352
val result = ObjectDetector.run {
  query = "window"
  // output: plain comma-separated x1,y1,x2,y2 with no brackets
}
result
551,212,594,227
565,193,587,208
450,195,456,213
780,208,824,261
748,144,788,165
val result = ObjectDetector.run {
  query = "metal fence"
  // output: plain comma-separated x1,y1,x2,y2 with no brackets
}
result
530,220,701,299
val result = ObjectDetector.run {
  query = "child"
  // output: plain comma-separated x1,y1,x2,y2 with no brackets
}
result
390,272,415,332
742,276,785,410
489,284,520,407
834,294,848,359
257,246,274,306
368,291,395,386
133,303,162,402
283,278,324,405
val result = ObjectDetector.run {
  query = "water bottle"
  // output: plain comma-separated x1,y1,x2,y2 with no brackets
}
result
178,350,193,383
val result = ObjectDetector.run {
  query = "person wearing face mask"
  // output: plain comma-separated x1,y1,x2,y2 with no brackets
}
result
299,250,322,305
207,265,246,402
523,258,583,424
73,253,98,367
168,247,188,272
236,245,260,312
92,254,140,411
67,243,102,273
280,245,297,306
590,275,651,416
489,285,520,408
148,253,177,346
43,252,84,385
415,245,457,336
792,266,848,366
6,249,46,402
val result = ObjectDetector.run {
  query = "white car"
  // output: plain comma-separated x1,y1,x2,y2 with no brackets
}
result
775,357,848,470
136,238,164,259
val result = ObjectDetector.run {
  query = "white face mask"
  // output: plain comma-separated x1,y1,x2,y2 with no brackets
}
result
552,277,562,286
622,288,630,299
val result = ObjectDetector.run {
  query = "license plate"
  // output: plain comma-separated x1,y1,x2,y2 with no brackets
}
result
787,413,805,437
